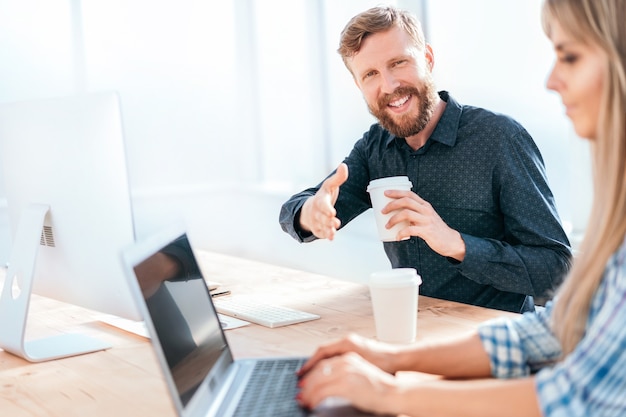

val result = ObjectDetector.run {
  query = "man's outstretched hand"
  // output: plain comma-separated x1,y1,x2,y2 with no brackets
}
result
299,163,349,241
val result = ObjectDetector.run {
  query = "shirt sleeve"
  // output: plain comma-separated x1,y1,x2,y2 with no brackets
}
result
278,189,318,243
534,252,626,416
456,127,572,303
477,302,562,379
480,243,626,416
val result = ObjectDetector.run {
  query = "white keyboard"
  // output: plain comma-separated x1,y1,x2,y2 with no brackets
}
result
213,298,320,328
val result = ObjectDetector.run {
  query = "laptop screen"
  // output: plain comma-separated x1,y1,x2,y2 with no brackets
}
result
131,234,230,407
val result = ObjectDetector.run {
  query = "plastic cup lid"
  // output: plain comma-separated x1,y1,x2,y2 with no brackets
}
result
367,176,412,192
369,268,422,288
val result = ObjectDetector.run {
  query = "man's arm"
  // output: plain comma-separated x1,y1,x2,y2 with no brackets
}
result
279,189,317,242
454,129,572,302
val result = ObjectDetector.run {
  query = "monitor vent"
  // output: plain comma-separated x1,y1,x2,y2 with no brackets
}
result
40,226,56,247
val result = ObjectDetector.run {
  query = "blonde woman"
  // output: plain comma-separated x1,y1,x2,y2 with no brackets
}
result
296,0,626,416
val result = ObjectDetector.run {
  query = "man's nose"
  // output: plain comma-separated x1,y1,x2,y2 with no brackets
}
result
380,70,400,94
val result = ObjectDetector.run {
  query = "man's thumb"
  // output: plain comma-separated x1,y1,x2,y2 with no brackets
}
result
328,163,349,188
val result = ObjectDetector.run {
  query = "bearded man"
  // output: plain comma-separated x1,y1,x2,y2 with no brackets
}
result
279,5,571,313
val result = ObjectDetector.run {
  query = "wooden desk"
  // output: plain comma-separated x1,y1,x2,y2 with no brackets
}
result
0,252,516,417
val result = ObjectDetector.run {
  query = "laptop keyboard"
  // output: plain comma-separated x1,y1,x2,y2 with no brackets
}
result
233,358,307,417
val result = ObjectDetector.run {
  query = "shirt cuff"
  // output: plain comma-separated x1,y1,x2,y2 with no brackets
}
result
453,233,487,277
293,208,317,242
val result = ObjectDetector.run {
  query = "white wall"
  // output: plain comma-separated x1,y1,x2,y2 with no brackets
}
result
0,0,589,282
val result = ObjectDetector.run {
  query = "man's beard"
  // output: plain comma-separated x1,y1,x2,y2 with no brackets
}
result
368,79,438,138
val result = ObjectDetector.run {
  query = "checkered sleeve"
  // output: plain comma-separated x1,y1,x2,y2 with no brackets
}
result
477,303,562,379
534,248,626,416
478,240,626,415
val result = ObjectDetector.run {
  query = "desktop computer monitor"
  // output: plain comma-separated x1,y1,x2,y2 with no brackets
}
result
0,91,140,362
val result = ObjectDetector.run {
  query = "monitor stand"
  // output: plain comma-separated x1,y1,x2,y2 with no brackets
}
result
0,204,111,362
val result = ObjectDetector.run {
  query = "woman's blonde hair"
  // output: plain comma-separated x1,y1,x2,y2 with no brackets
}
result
542,0,626,354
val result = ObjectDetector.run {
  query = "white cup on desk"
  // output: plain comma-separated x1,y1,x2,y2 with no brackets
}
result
369,268,421,344
366,176,413,241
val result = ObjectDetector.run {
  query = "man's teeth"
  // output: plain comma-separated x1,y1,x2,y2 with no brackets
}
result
389,95,409,107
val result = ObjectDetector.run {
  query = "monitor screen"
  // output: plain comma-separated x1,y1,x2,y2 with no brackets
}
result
0,92,141,340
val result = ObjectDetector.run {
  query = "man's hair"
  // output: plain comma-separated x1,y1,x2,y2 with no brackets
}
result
337,5,426,72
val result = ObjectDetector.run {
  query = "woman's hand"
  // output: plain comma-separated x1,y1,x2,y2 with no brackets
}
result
297,352,398,414
298,333,399,377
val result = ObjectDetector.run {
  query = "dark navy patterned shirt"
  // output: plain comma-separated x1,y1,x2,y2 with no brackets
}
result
280,91,572,313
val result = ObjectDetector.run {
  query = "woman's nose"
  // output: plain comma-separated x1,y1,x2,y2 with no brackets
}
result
546,63,561,92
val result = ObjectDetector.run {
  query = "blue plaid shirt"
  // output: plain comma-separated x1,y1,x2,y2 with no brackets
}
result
478,238,626,416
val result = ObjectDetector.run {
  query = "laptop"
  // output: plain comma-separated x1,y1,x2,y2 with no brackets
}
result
120,223,379,417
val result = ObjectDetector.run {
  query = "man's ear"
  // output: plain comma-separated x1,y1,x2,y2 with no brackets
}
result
425,44,435,71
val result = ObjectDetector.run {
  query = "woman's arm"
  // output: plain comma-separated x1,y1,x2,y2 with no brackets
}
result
392,331,492,378
299,331,492,379
389,376,541,417
298,345,540,417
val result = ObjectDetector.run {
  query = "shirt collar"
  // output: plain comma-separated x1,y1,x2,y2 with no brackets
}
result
384,90,461,148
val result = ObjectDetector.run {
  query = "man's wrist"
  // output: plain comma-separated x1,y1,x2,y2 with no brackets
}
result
294,207,314,238
446,231,466,261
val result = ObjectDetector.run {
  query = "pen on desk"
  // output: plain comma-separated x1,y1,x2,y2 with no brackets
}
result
210,290,231,298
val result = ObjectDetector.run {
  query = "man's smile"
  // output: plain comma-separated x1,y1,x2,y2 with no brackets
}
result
386,94,412,113
389,95,411,107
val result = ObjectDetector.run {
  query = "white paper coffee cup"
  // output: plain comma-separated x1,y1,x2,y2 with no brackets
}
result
366,176,413,242
369,268,421,344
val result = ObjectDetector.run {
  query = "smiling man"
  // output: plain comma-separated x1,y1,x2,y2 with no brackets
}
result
279,5,572,313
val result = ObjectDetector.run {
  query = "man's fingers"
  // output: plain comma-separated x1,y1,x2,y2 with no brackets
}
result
303,163,348,240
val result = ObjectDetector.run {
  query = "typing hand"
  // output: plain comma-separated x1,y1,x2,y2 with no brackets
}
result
297,333,397,378
299,163,349,241
296,352,397,415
